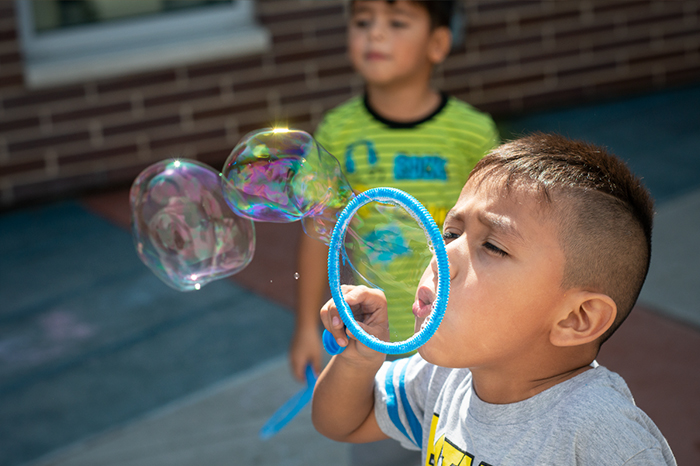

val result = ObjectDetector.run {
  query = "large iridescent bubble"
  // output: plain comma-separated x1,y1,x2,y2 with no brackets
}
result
221,128,355,244
130,159,255,291
129,129,443,352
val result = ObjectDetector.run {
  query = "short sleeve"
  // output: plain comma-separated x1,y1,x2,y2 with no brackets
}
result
623,447,677,465
373,355,434,451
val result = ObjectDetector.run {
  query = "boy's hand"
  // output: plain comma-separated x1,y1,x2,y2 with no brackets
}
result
289,324,322,381
320,285,389,363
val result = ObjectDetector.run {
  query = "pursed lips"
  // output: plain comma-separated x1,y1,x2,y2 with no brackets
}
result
413,285,434,319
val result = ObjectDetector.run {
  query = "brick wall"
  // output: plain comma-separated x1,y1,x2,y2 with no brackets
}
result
1,0,699,208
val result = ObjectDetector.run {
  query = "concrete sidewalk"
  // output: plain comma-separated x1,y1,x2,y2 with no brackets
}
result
27,357,349,466
22,185,700,466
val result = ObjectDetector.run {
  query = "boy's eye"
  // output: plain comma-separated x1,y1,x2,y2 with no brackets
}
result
390,20,408,28
483,242,508,257
442,231,460,242
353,19,371,28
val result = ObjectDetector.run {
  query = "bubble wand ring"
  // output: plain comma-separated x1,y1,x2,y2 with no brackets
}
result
324,187,450,355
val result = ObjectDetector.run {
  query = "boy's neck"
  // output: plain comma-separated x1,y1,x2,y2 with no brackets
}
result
365,82,442,123
469,347,597,405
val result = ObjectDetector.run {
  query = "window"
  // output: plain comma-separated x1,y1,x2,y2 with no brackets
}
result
15,0,270,88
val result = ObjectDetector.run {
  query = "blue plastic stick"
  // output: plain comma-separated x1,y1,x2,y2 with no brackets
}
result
325,187,450,355
259,364,317,440
322,328,345,355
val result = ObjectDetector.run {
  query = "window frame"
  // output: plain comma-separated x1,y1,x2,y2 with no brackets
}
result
15,0,270,88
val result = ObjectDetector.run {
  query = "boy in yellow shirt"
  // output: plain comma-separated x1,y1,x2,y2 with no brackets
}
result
291,0,498,381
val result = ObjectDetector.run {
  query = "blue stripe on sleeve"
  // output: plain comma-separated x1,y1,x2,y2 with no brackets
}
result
399,359,423,449
385,361,417,447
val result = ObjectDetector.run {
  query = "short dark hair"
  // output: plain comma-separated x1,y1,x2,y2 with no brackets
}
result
350,1,455,29
411,0,454,29
469,133,654,344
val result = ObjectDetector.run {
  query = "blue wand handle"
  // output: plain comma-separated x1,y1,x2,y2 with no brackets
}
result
322,329,346,355
259,364,317,440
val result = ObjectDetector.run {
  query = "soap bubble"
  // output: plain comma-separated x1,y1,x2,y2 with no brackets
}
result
130,158,255,291
221,128,354,243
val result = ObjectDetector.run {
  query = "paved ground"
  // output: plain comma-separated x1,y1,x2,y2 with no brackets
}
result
1,84,699,466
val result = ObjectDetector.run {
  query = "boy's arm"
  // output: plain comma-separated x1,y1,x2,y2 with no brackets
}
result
311,286,391,443
312,352,389,442
289,233,327,381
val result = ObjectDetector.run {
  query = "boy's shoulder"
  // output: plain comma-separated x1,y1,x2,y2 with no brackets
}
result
320,95,365,124
546,365,675,463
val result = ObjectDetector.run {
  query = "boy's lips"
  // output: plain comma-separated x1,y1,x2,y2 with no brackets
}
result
365,51,389,61
413,286,434,319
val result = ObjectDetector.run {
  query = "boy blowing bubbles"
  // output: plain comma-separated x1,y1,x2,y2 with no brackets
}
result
313,134,677,465
291,0,498,380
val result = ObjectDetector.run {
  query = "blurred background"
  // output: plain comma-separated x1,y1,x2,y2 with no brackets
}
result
0,1,699,465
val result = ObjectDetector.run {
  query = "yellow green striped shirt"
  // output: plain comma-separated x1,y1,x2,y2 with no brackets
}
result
315,94,499,346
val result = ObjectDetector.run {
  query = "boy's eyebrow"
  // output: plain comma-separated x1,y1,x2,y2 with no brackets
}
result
478,212,525,244
443,210,525,244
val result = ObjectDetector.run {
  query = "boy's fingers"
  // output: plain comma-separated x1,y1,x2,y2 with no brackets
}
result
320,300,348,348
329,314,348,347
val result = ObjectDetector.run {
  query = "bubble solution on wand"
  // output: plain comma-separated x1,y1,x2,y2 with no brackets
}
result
324,188,451,355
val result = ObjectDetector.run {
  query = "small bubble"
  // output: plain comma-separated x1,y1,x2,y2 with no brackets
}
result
194,283,201,290
294,272,300,280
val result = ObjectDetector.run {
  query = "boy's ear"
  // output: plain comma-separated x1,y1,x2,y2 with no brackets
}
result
550,291,617,347
428,26,452,65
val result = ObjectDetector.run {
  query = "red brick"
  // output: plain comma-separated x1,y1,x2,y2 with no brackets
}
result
58,143,139,167
275,45,346,65
144,87,221,108
477,33,542,52
103,115,181,137
0,115,40,132
0,73,22,91
0,50,20,66
8,131,90,153
0,28,16,42
444,59,510,78
52,102,132,124
150,127,226,150
280,85,352,105
665,64,700,85
187,56,263,79
472,1,545,15
261,4,343,25
0,159,44,177
235,72,305,92
2,87,85,110
593,1,656,16
0,3,15,19
318,64,354,79
96,70,177,94
192,100,268,121
557,60,617,79
520,86,590,112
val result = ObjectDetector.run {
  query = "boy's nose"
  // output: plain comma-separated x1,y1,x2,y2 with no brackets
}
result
368,21,386,41
430,242,458,282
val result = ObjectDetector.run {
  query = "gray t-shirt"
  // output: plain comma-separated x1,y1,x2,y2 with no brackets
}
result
374,356,676,465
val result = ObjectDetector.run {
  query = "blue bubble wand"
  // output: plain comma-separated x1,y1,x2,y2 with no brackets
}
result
323,187,450,355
